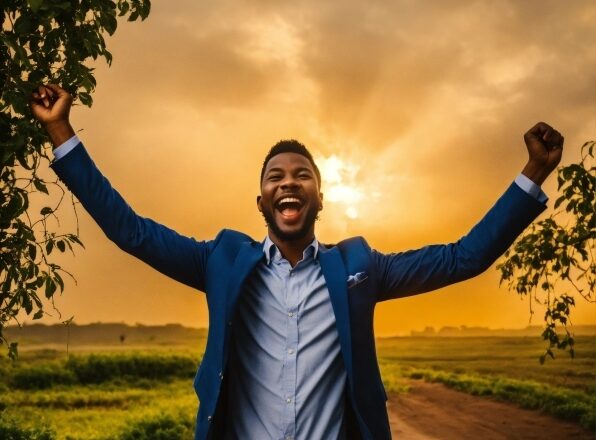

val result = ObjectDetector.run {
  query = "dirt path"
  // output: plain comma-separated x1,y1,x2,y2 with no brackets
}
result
387,380,595,440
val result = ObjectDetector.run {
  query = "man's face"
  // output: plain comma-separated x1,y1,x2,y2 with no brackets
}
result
258,152,323,242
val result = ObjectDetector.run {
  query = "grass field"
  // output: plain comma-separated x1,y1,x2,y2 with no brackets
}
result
1,335,594,439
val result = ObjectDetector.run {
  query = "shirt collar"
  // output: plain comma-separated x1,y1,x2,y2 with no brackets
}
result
263,235,319,265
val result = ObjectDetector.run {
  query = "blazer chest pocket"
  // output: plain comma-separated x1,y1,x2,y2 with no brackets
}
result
347,272,368,289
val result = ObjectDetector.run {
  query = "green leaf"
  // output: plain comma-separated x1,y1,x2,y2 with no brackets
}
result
46,240,54,255
33,309,44,319
28,243,37,261
33,178,49,194
54,272,64,292
78,92,93,107
45,277,57,298
118,1,130,16
68,234,85,248
103,13,118,35
29,0,44,13
128,10,140,21
40,206,53,215
14,15,34,35
57,240,66,252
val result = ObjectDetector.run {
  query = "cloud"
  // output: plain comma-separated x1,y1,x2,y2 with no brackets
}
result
41,0,596,331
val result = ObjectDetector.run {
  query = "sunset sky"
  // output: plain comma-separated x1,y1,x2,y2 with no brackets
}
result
32,0,595,335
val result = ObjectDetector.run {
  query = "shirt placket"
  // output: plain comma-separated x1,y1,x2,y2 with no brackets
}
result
281,261,298,440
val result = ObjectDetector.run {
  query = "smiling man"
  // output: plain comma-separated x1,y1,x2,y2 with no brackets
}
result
31,84,563,440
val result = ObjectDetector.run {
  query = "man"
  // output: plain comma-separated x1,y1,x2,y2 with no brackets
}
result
31,84,563,440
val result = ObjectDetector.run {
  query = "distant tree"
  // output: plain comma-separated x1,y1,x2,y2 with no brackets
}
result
498,141,595,363
1,0,151,360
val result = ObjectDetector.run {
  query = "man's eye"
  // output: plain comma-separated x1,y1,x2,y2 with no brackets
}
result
268,175,282,181
298,173,311,179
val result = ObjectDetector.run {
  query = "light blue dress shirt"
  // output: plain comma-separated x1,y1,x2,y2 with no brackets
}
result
53,136,548,439
225,237,347,440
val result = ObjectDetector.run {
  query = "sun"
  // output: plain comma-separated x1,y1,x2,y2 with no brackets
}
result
317,155,364,219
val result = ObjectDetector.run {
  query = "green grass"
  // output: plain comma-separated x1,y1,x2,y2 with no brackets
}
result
376,336,596,430
1,336,594,438
1,380,197,440
376,336,596,392
5,352,200,389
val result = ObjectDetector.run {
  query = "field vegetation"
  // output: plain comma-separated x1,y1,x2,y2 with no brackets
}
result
1,327,594,438
377,336,596,430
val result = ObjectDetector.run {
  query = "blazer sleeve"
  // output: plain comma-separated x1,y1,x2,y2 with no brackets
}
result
373,182,546,302
50,142,215,292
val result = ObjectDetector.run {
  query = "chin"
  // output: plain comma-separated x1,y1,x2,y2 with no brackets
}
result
273,224,312,242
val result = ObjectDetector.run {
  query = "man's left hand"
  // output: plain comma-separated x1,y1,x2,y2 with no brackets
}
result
522,122,564,186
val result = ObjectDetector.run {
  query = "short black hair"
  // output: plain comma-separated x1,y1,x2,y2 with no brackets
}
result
260,139,321,186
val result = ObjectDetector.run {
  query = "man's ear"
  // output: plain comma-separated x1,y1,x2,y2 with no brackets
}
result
319,192,324,211
256,195,262,212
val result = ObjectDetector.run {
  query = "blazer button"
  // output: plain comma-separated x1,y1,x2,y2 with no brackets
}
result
218,371,224,380
207,415,212,422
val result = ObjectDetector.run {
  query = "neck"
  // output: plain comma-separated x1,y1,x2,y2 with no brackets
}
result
268,230,315,267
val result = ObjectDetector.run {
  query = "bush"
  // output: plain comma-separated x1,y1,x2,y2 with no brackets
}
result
11,364,76,390
0,417,55,440
116,414,194,440
6,353,199,390
67,354,197,384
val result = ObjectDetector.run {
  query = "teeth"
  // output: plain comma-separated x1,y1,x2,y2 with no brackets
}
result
279,197,301,205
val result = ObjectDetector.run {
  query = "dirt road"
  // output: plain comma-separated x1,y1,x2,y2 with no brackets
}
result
387,380,594,440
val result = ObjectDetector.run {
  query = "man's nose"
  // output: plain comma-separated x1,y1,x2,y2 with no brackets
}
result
280,176,299,189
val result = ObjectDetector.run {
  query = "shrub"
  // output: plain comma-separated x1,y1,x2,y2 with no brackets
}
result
11,364,76,390
0,417,56,440
116,414,194,440
67,354,197,384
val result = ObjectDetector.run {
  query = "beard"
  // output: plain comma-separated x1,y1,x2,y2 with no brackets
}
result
261,204,320,242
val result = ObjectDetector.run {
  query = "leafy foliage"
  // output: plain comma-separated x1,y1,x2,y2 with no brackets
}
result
8,352,198,389
115,414,194,440
11,361,76,389
498,141,595,362
1,0,151,359
66,353,198,384
0,416,55,440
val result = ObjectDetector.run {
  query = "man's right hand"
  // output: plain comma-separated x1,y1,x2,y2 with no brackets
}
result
30,84,75,147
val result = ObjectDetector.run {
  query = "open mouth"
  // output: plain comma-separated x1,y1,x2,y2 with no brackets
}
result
275,196,304,220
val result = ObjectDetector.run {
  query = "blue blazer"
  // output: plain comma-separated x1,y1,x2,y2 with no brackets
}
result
52,144,546,440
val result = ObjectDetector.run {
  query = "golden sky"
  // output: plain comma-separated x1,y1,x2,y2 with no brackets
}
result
32,0,595,335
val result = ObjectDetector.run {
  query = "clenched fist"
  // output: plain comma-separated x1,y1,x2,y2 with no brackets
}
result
522,122,564,186
30,84,75,147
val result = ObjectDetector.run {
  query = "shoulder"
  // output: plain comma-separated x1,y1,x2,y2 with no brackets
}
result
210,228,260,253
321,236,372,260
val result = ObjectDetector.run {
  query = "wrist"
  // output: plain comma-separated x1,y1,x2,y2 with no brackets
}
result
44,120,75,148
521,161,548,186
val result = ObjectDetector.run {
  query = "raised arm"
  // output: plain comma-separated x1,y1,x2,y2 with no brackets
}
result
30,84,214,292
374,122,564,301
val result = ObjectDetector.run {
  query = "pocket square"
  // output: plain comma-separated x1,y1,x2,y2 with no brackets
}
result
347,272,368,288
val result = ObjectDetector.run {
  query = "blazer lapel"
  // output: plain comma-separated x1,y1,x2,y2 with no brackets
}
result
319,245,353,381
225,241,264,320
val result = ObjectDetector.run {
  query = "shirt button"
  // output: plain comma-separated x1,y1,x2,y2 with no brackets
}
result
288,348,294,355
290,271,295,276
286,398,292,403
288,312,293,317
